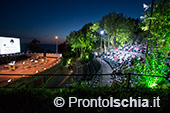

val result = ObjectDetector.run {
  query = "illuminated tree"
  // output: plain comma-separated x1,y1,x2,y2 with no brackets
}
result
66,23,98,59
91,12,138,48
131,0,170,88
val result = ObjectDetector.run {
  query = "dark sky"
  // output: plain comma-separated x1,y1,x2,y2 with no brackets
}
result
0,0,152,44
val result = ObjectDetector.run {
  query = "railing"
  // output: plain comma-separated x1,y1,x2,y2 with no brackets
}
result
102,72,170,88
89,65,102,87
89,60,102,87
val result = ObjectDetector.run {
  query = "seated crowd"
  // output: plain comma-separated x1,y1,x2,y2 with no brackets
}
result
116,43,146,54
100,43,145,74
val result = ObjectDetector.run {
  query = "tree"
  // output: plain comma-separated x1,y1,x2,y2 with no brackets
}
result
131,0,170,88
28,39,44,53
91,12,138,48
66,23,98,59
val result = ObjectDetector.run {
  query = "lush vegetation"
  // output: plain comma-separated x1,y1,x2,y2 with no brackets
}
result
63,12,140,60
1,0,169,112
91,12,140,48
0,86,170,113
66,23,98,59
127,0,170,88
61,0,170,89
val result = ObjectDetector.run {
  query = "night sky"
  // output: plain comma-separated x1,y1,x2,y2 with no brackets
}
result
0,0,152,44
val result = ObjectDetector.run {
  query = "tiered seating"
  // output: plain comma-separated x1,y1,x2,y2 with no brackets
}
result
81,59,101,82
87,63,96,80
99,43,146,74
90,59,101,72
81,64,89,81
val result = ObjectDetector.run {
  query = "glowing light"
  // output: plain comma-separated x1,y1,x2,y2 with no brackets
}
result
100,30,104,35
60,54,62,57
35,60,38,63
23,75,25,77
55,36,59,39
140,15,147,19
143,4,149,11
23,62,25,64
44,68,46,70
7,79,12,83
36,71,38,73
149,83,157,88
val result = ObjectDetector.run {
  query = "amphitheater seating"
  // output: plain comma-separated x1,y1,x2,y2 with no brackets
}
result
82,59,101,82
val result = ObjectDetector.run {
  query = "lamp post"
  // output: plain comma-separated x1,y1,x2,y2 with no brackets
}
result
100,30,104,86
55,36,59,53
100,30,104,53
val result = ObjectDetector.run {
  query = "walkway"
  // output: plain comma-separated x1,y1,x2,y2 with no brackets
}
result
96,58,113,87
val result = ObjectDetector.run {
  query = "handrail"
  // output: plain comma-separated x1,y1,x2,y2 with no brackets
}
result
89,60,102,87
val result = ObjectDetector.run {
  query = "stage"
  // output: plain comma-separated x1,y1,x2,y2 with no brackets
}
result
0,56,61,87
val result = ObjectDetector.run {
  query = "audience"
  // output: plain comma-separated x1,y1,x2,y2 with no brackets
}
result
97,43,145,75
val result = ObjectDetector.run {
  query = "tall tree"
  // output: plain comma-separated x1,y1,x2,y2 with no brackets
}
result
66,23,98,59
28,39,44,53
101,12,137,48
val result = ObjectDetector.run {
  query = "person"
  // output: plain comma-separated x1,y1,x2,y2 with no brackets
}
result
68,62,73,70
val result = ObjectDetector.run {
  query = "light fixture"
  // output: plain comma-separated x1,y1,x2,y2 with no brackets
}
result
143,4,149,11
100,30,104,35
7,79,12,83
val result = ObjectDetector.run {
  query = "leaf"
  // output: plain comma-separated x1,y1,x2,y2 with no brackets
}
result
147,17,156,20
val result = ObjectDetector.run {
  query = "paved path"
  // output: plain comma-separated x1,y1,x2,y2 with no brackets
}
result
96,58,113,87
44,66,73,88
45,62,83,88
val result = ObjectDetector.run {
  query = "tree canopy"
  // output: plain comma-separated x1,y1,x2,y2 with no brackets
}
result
131,0,170,88
91,12,139,48
64,12,139,59
66,23,98,59
28,39,44,53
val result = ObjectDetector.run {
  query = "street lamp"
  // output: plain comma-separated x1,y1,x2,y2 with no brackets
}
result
100,30,104,35
100,30,104,53
55,36,59,53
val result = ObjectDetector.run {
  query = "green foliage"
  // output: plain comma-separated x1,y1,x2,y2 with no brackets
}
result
129,52,170,88
66,23,98,59
91,12,139,48
0,86,170,112
135,0,170,88
65,11,140,59
141,0,170,54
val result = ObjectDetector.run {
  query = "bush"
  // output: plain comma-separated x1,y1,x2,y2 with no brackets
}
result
0,86,170,113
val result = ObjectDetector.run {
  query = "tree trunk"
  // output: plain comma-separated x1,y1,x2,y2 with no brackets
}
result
104,38,106,51
108,36,110,49
113,35,116,48
113,32,117,48
100,36,102,52
76,48,79,58
80,48,84,59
